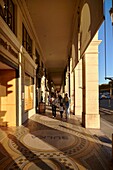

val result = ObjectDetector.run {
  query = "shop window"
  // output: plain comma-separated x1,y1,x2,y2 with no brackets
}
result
0,0,15,33
24,74,34,111
22,24,32,57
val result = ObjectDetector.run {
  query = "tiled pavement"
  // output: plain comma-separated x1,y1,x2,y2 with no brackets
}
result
0,106,113,170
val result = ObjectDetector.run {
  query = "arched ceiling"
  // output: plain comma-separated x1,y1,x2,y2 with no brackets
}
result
25,0,78,87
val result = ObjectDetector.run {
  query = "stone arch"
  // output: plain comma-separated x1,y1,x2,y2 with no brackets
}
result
80,3,91,57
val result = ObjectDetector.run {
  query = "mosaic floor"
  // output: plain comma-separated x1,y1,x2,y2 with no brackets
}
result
0,106,113,170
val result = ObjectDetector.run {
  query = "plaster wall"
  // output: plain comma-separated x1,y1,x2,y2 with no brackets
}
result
0,70,16,126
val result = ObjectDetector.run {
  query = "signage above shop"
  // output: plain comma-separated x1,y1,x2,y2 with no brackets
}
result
0,37,18,59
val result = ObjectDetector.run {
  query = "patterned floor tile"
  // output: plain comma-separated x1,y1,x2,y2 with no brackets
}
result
0,106,113,170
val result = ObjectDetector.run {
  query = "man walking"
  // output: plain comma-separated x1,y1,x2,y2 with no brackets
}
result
63,93,70,119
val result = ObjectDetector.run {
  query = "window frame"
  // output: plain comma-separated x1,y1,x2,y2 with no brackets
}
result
22,24,33,58
0,0,15,33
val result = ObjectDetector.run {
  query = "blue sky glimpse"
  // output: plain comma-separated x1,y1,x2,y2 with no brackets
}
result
99,0,113,85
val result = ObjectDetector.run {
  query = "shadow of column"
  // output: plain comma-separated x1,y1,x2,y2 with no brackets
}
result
7,134,53,170
0,142,21,169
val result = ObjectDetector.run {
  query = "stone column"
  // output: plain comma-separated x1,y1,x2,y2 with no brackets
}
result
75,59,83,116
18,51,22,126
41,76,45,102
21,54,25,124
82,34,101,129
65,67,69,94
70,58,75,114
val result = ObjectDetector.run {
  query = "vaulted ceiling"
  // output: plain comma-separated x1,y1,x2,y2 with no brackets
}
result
25,0,104,90
25,0,78,88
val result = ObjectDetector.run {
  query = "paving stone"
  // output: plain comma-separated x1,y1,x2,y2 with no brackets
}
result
0,106,113,170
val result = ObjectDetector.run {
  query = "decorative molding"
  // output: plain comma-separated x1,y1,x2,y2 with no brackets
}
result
0,37,18,58
0,17,21,51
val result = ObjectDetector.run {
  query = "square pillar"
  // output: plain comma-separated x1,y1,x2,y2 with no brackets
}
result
75,59,83,116
82,35,101,129
70,58,75,114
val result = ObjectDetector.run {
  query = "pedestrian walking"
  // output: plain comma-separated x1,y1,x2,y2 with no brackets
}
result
63,93,70,119
51,94,59,118
59,102,64,119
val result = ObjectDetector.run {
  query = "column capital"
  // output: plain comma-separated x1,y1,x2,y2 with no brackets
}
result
84,39,102,54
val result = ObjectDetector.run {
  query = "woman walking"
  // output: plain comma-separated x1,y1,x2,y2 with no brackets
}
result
59,102,64,119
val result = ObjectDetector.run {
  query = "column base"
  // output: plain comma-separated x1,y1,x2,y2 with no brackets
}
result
75,106,82,116
82,113,100,129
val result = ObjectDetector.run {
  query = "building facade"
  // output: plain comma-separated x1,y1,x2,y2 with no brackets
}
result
0,0,45,126
0,0,104,129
